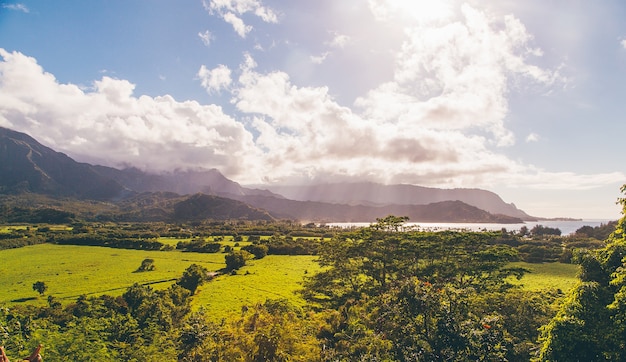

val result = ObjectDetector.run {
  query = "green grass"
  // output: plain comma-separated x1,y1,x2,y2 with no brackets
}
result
193,255,321,320
4,244,576,322
0,244,322,321
0,244,226,306
509,262,580,292
0,225,29,233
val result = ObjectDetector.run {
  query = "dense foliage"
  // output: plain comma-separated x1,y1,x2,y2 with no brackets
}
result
537,185,626,361
0,203,621,360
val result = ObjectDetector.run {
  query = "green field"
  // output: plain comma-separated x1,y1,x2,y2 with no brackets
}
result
0,244,226,306
193,255,321,319
1,243,580,320
0,244,320,318
510,261,580,292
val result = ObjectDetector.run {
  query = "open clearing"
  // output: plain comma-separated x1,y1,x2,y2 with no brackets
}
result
193,255,321,319
1,244,580,318
0,244,225,306
510,261,580,292
0,244,320,318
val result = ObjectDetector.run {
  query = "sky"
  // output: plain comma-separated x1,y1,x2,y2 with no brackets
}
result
0,0,625,219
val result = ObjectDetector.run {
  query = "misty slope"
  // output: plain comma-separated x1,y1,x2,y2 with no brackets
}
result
230,195,523,223
92,166,281,199
265,182,535,220
0,127,128,200
0,127,530,223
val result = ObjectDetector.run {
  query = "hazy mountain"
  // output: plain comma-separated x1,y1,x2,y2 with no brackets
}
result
172,193,273,222
0,126,129,200
92,165,281,199
229,195,523,223
0,127,529,223
265,182,535,220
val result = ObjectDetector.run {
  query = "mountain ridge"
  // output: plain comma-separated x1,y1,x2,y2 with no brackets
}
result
0,127,531,223
264,182,535,220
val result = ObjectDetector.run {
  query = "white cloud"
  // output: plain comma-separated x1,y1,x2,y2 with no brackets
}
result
328,33,350,48
230,56,534,187
222,12,252,38
526,133,539,142
197,64,232,93
368,0,453,24
198,30,214,46
1,44,619,192
310,52,329,64
0,49,260,178
2,3,29,13
204,0,277,38
621,38,626,49
355,3,560,150
2,0,624,199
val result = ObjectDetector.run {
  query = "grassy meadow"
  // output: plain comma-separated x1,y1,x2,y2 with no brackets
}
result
1,240,579,320
193,255,321,319
0,243,320,319
510,261,580,292
0,244,226,306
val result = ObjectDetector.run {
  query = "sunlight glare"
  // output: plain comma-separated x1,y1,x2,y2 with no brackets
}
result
384,0,454,23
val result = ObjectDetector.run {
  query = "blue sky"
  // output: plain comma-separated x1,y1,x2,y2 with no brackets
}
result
0,0,625,219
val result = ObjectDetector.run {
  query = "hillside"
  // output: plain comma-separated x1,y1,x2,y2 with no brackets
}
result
265,182,534,220
0,127,529,223
233,195,522,223
0,127,129,200
92,165,281,199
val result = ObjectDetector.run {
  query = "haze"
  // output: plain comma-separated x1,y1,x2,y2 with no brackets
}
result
0,0,625,219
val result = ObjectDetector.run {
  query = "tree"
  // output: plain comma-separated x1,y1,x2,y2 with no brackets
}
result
136,258,155,272
177,264,208,295
372,215,410,232
530,224,562,237
32,281,47,295
539,184,626,361
225,250,252,271
242,243,268,259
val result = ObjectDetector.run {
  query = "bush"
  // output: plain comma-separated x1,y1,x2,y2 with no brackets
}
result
225,250,252,271
241,244,268,259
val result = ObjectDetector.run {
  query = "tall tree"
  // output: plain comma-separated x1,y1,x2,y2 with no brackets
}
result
32,281,47,296
177,264,208,295
539,184,626,361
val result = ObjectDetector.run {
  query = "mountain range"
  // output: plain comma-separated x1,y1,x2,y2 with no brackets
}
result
0,126,534,223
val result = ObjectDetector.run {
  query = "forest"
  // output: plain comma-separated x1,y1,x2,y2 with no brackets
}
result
0,187,624,361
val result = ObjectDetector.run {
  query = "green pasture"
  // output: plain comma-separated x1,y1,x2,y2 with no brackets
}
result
158,236,252,249
509,262,580,292
1,242,580,321
0,244,322,320
0,244,226,306
193,255,321,320
0,224,72,234
0,225,29,233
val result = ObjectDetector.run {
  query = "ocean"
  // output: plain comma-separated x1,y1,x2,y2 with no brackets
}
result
327,219,615,235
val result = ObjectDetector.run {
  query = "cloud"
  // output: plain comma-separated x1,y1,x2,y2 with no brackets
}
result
526,133,539,142
204,0,277,38
198,30,214,46
1,0,622,195
310,52,329,65
355,3,560,150
222,12,252,37
621,38,626,49
0,49,260,177
197,64,232,93
229,56,547,187
2,3,29,13
328,33,350,48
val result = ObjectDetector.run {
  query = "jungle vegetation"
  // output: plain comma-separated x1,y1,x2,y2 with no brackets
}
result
0,189,624,361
